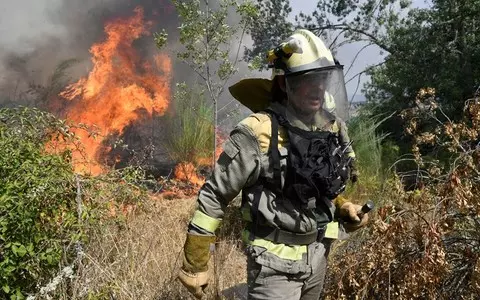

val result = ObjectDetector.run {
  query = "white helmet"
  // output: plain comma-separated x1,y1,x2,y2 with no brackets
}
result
268,29,349,119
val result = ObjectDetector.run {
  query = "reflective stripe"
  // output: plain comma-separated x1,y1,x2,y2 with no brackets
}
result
242,230,307,260
324,222,339,239
331,121,339,133
191,210,221,233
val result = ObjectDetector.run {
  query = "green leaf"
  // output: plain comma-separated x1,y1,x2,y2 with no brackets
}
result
153,30,168,49
12,244,27,257
2,285,10,293
4,266,16,274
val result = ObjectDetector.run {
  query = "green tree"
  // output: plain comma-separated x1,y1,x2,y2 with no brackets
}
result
244,0,294,70
154,0,257,167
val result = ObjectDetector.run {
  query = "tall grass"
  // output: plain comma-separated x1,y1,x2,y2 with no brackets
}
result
166,83,214,165
63,195,247,300
344,113,396,202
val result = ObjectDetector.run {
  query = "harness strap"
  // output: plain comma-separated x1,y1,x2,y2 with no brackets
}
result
247,224,325,245
248,185,263,241
268,110,282,191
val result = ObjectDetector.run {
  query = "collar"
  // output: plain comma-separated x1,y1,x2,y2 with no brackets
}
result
267,102,336,131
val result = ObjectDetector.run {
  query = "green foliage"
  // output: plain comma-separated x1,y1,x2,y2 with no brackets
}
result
348,115,388,178
244,0,294,70
155,0,257,100
154,0,257,166
343,112,398,206
346,113,392,197
0,106,151,299
364,0,480,148
153,30,168,50
165,83,214,164
0,107,79,299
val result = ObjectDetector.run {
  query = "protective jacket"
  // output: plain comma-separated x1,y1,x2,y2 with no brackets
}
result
188,102,354,274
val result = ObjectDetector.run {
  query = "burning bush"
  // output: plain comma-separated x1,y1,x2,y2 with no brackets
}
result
58,6,172,175
324,89,480,299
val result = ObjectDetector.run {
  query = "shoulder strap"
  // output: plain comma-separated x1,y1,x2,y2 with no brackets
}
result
265,110,282,191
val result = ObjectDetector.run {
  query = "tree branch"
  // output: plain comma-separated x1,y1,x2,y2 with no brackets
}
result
345,43,374,76
349,71,362,107
312,24,392,53
345,61,385,85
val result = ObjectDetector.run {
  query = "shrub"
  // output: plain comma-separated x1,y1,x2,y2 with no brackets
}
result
324,89,480,299
0,107,81,299
0,106,153,299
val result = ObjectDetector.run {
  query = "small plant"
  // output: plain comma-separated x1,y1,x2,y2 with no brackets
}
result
345,113,394,202
165,83,214,166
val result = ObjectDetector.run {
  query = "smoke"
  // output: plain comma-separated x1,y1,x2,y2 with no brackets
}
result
0,0,179,103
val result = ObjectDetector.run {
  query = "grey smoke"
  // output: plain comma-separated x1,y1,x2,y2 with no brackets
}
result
0,0,259,127
0,0,179,102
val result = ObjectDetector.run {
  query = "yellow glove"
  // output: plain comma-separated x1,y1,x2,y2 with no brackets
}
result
338,202,369,232
178,233,216,299
178,269,210,299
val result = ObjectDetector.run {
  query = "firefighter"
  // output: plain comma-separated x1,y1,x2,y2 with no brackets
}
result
178,29,369,300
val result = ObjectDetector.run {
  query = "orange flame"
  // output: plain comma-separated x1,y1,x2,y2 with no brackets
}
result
59,7,171,174
173,129,228,189
174,162,205,187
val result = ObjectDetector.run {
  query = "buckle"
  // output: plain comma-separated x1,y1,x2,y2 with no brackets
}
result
317,226,326,242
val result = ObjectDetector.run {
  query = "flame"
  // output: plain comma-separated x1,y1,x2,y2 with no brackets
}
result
59,7,171,174
174,162,205,187
173,129,228,189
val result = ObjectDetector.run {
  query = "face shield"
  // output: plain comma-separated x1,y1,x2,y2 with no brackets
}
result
285,66,349,120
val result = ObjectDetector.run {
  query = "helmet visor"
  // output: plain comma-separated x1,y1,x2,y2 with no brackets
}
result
285,66,349,120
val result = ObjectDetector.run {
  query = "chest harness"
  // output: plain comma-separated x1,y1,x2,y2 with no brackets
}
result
246,109,350,245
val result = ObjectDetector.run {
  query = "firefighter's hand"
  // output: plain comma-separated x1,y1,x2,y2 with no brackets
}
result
339,202,369,232
178,233,215,299
178,269,210,299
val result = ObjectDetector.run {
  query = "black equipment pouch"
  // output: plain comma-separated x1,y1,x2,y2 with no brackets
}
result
265,109,349,211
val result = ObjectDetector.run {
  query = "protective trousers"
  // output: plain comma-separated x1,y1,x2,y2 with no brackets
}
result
247,240,331,300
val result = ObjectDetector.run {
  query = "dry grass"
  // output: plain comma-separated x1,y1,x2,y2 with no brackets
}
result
66,195,247,300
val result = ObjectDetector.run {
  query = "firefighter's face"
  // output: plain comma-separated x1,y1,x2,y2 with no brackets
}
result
285,73,328,115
